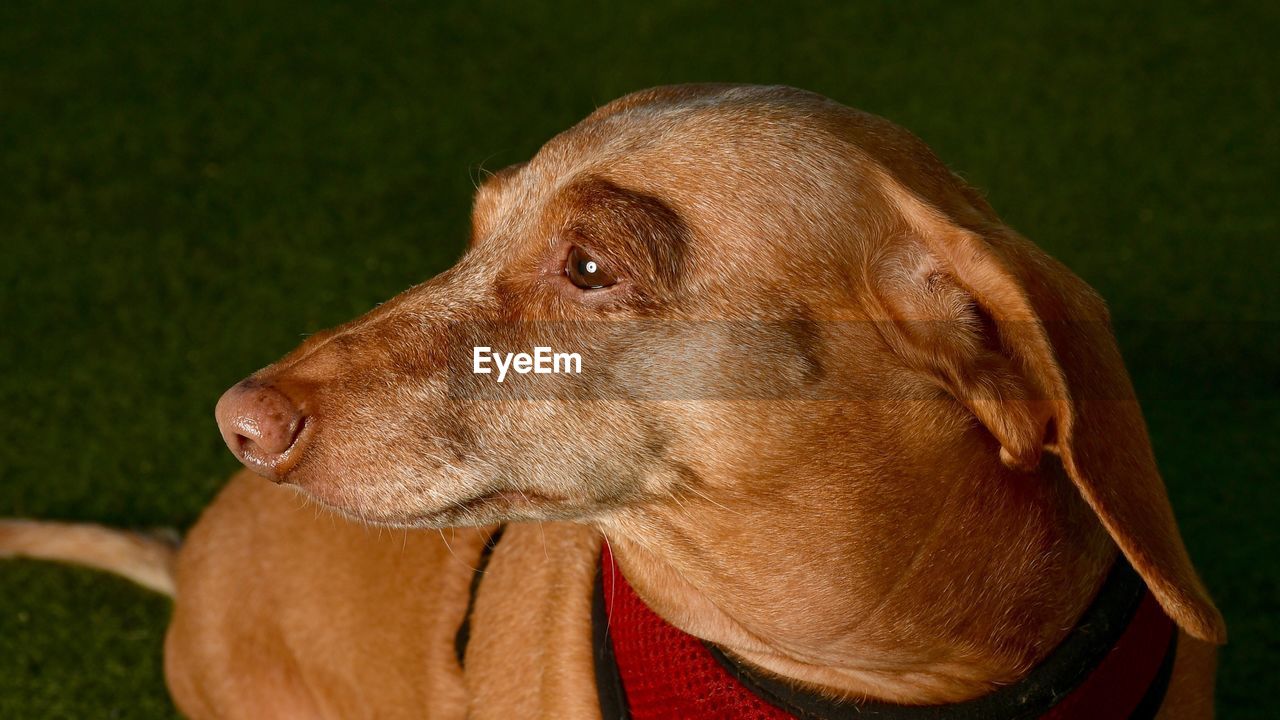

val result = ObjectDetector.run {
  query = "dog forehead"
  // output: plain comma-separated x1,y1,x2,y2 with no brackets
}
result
484,84,976,226
481,95,801,229
536,85,853,181
473,86,980,302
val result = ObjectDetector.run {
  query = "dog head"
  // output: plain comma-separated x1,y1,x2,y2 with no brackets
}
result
215,84,1224,644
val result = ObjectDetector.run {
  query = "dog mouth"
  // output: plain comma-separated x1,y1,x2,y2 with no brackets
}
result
290,485,570,530
420,488,565,526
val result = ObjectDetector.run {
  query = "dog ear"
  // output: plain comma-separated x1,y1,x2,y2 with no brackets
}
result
870,176,1227,644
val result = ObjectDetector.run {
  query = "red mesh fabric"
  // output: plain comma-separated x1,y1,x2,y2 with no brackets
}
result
599,543,1176,720
601,543,794,720
1041,591,1174,720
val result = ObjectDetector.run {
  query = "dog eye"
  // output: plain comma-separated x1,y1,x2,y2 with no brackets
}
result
565,246,617,289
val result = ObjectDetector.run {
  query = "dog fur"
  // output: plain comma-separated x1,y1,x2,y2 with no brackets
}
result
3,85,1224,718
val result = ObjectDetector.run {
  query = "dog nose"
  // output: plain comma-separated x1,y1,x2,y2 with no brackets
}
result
215,380,307,478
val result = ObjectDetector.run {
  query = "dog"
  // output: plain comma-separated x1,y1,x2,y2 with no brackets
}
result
1,84,1225,719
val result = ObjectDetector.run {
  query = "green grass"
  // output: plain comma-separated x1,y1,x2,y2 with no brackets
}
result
1,0,1276,716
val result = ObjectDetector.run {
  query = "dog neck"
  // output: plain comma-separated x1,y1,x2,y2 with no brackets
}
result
596,455,1115,705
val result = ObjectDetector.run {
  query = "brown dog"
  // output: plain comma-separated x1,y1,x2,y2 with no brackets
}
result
2,84,1224,718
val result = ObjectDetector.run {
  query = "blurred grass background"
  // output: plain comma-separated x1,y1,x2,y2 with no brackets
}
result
0,1,1275,717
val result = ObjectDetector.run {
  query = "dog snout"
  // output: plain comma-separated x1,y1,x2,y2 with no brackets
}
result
215,379,308,479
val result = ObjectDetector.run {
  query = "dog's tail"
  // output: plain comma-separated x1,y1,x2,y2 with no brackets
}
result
0,519,178,597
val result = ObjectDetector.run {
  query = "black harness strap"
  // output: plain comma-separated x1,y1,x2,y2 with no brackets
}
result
706,556,1173,719
594,557,632,719
595,552,1177,720
453,525,506,668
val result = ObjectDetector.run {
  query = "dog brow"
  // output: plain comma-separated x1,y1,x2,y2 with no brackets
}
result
557,175,689,292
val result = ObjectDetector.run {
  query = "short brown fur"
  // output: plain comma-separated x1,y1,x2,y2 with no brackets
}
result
5,85,1223,718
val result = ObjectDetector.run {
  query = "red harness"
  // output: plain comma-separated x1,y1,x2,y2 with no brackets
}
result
595,544,1177,720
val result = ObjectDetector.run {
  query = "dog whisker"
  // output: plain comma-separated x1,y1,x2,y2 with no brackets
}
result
683,484,746,519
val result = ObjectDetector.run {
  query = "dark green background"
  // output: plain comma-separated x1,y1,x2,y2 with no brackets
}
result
1,1,1275,717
